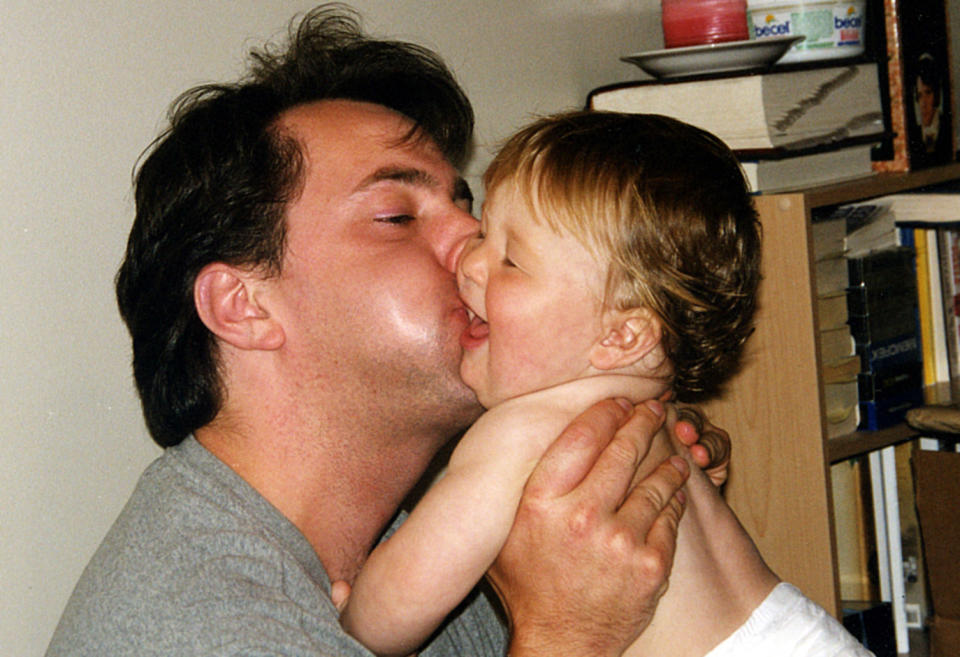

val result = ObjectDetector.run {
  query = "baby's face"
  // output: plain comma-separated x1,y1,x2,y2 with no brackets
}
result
456,182,608,407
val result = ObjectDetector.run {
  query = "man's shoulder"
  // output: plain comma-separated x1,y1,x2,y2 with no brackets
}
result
46,438,507,657
45,439,350,656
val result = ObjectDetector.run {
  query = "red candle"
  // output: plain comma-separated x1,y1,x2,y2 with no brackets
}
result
661,0,749,48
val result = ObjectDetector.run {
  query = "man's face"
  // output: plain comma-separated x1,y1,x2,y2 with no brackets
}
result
457,182,608,408
266,100,482,440
917,78,937,127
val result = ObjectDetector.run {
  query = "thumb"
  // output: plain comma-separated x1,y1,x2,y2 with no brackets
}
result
330,580,352,613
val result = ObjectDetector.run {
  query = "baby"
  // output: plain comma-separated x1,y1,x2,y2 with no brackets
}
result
337,111,873,657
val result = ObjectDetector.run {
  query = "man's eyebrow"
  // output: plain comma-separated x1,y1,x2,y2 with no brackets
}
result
355,166,441,192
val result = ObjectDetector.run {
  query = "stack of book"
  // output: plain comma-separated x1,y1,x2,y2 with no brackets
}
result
843,204,908,259
587,62,887,193
847,248,924,430
812,207,859,438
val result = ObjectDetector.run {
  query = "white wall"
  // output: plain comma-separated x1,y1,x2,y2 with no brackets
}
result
1,1,662,653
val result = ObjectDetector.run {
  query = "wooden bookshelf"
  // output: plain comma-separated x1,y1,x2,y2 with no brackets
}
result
701,163,960,620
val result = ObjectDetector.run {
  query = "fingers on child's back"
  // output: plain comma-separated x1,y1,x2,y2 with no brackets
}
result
528,398,633,498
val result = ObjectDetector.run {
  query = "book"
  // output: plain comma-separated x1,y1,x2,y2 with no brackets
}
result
833,458,876,600
915,228,950,387
816,256,851,296
823,355,863,385
876,184,960,226
864,446,910,652
821,324,857,364
825,378,861,438
873,0,955,171
812,201,903,261
847,248,924,430
587,62,884,152
818,291,850,331
843,204,914,258
849,311,918,346
936,229,960,384
843,601,896,656
812,205,853,261
847,246,917,289
739,141,878,193
859,361,923,407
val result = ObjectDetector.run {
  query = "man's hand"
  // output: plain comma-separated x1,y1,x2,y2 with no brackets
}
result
666,403,731,488
487,398,689,657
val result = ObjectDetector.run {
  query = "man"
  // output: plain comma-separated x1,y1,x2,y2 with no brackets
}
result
912,53,951,164
47,6,723,656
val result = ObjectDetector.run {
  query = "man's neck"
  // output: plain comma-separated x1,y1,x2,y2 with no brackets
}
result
195,417,447,584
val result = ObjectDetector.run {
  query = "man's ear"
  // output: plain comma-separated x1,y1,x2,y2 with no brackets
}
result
590,307,662,371
194,263,285,351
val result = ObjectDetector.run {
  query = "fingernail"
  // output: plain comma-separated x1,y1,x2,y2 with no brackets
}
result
643,399,664,417
615,397,634,412
676,407,704,433
669,455,688,475
676,489,687,505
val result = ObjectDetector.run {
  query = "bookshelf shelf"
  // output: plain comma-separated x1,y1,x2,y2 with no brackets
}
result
802,162,960,207
700,162,960,621
828,423,918,463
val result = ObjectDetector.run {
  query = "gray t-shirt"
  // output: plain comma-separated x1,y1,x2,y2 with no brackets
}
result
46,437,506,656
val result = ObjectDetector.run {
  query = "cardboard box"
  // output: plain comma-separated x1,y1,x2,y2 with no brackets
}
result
913,450,960,656
930,616,960,656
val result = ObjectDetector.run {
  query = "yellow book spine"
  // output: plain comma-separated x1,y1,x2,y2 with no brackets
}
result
915,228,936,386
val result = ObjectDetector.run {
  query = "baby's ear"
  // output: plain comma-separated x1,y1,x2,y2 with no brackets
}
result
194,263,285,351
590,307,662,371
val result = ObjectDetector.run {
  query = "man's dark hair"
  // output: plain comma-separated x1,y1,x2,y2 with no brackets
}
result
116,4,474,447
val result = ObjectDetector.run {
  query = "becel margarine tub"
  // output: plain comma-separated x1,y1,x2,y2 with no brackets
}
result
747,0,866,63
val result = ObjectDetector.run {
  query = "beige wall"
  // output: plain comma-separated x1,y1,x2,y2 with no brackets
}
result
1,1,661,653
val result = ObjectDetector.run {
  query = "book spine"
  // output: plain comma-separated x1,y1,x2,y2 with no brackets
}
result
926,229,950,385
915,228,937,386
847,248,924,430
936,229,960,383
898,226,914,248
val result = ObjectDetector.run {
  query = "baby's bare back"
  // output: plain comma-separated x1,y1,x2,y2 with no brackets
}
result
481,379,780,657
625,429,780,657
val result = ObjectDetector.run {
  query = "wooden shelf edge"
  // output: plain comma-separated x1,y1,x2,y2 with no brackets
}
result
827,423,918,462
827,383,957,462
758,162,960,208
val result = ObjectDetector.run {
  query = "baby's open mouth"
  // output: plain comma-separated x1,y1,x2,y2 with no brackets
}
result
461,304,490,344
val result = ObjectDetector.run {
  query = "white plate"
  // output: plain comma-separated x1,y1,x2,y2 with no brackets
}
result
621,36,804,80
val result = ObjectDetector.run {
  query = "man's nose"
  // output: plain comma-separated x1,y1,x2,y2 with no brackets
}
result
441,208,481,274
